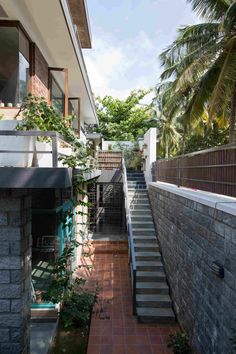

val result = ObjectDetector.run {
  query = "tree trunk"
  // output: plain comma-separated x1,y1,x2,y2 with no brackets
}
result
229,86,236,143
165,143,169,158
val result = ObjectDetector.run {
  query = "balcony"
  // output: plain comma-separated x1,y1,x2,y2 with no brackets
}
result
0,129,100,188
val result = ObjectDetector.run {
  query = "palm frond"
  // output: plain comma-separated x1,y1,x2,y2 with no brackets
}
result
223,2,236,33
188,57,222,122
187,0,231,21
208,42,236,119
159,23,222,68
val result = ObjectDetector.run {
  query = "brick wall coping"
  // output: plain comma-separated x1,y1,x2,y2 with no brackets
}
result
149,182,236,217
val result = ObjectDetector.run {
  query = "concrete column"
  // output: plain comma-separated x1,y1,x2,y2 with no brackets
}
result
143,128,157,185
0,189,32,354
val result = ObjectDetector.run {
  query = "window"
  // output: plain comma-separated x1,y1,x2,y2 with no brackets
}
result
68,97,80,134
49,68,68,117
51,75,65,116
0,24,30,107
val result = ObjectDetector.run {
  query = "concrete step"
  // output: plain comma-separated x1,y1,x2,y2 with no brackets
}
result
137,307,175,324
136,294,172,308
130,200,149,206
129,192,148,196
136,271,166,282
131,213,153,218
130,200,149,204
128,190,148,195
130,204,150,210
127,178,146,182
132,217,153,223
136,261,163,271
132,229,155,236
127,173,144,177
131,210,152,216
135,251,161,261
132,222,154,229
134,243,159,252
133,236,157,243
136,282,169,294
128,187,147,190
128,181,146,185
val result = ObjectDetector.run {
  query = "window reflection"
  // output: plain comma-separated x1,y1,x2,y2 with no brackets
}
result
0,26,29,107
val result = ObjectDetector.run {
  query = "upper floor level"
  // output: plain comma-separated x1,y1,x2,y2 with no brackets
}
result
0,0,97,140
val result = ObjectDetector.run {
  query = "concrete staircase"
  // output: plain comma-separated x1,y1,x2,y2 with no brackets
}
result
127,170,175,324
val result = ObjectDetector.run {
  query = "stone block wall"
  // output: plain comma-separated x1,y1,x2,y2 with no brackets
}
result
0,189,32,354
149,184,236,354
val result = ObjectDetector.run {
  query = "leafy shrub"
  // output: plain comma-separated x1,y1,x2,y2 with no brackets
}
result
167,332,195,354
61,291,96,329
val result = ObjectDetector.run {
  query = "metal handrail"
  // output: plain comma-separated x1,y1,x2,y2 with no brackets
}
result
122,156,137,315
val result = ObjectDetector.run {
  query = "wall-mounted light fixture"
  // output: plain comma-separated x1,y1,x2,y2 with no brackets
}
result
211,261,224,279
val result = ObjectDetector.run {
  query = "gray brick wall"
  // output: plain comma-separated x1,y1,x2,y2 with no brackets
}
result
0,189,31,354
149,185,236,354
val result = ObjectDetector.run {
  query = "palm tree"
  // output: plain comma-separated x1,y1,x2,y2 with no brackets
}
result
159,0,236,142
153,87,181,158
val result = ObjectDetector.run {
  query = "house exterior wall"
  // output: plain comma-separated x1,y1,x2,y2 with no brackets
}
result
0,189,31,354
149,184,236,354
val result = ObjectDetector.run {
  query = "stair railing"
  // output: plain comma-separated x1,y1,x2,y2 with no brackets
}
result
122,157,137,315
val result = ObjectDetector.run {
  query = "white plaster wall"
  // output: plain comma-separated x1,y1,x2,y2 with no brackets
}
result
143,128,157,185
0,120,34,167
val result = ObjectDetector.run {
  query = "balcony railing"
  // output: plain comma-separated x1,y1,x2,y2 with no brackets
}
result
0,130,72,168
152,143,236,197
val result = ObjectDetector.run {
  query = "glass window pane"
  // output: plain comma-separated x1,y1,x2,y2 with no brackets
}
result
0,26,30,107
51,71,65,116
0,26,19,106
19,29,29,103
68,98,79,130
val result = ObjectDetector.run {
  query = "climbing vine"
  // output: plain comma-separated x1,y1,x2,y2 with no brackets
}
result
16,94,97,328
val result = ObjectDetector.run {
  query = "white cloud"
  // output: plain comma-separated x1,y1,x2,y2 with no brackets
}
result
83,29,157,100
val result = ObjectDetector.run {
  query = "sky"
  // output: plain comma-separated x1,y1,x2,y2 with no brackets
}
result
83,0,199,101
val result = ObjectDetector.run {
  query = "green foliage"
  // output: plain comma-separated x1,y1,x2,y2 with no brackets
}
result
184,125,229,154
61,291,96,329
16,94,89,168
42,240,97,329
156,0,236,149
95,89,154,141
113,142,143,169
42,241,81,304
167,332,195,354
17,94,97,329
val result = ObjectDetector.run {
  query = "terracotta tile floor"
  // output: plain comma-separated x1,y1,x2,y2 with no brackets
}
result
78,241,179,354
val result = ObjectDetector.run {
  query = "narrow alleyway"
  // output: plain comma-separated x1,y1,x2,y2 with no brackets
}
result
79,240,179,354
